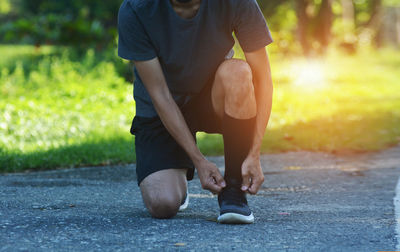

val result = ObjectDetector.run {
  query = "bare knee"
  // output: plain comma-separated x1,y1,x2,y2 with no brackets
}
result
146,196,181,219
216,59,256,118
139,169,187,219
217,59,252,85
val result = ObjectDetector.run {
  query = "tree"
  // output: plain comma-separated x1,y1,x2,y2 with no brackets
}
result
341,0,355,24
295,0,334,56
315,0,334,51
296,0,311,55
0,0,120,49
365,0,383,46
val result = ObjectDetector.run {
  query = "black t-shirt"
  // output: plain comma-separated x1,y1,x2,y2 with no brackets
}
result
118,0,273,117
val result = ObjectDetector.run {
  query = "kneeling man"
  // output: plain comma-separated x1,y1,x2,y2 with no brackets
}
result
118,0,273,224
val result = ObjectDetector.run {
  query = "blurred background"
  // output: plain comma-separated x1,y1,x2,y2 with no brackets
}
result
0,0,399,172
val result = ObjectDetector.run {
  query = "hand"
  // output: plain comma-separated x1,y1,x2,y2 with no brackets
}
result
195,158,226,194
241,154,264,194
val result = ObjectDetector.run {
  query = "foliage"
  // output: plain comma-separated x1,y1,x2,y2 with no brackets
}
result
261,0,400,55
0,46,135,171
1,0,399,53
0,0,120,48
0,0,10,14
1,45,400,171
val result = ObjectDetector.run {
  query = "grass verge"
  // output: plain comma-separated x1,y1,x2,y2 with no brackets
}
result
1,45,399,172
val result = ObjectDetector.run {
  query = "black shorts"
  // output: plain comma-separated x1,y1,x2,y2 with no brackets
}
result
131,83,222,185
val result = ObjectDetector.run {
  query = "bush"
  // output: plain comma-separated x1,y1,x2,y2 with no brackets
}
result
0,0,120,48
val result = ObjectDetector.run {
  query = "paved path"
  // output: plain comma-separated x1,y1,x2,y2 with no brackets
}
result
1,146,400,251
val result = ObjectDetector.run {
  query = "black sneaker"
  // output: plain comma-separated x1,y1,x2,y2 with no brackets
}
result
217,186,254,224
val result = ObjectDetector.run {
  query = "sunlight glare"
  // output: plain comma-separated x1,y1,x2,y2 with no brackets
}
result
290,60,327,91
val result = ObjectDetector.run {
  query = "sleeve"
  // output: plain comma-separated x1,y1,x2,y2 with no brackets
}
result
233,0,273,52
117,2,157,61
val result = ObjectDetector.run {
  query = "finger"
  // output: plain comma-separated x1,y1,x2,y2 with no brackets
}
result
205,177,222,194
241,172,251,192
213,172,226,188
206,182,222,194
248,176,264,195
201,183,217,194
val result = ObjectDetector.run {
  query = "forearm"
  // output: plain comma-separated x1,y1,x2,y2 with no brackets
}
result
134,58,205,164
249,71,273,157
151,89,205,164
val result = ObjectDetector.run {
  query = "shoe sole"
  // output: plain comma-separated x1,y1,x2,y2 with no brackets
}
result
217,212,254,224
178,190,189,212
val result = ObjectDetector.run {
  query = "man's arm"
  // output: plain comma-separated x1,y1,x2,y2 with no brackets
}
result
240,47,273,194
134,58,226,193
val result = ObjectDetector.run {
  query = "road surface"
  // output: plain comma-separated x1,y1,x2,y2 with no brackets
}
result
1,145,399,251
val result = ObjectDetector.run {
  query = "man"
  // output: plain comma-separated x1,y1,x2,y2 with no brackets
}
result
118,0,273,224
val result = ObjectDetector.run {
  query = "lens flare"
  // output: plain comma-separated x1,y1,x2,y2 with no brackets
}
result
290,60,327,90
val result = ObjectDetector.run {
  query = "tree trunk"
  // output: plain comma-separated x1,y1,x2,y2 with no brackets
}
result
366,0,383,46
366,0,383,28
295,0,311,55
339,0,357,53
314,0,334,53
341,0,355,25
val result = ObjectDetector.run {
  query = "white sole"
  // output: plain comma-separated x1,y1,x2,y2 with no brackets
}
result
178,190,189,212
217,212,254,224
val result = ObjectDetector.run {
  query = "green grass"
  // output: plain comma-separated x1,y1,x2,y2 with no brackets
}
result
1,45,400,172
265,48,400,153
1,46,135,171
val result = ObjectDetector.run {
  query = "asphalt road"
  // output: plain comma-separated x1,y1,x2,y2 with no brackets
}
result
1,145,400,251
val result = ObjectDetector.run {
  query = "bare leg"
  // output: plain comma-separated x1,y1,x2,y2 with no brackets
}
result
210,59,257,224
211,58,257,120
211,58,257,185
140,169,187,219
